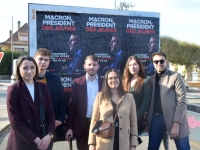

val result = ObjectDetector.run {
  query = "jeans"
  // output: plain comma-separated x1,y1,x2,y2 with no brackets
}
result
148,113,190,150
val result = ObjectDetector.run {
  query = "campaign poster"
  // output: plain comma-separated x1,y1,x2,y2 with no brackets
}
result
29,4,159,97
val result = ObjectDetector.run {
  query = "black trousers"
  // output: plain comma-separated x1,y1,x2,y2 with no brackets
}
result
113,127,119,150
76,118,91,150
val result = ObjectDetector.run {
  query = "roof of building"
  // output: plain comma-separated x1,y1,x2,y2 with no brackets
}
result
0,23,28,45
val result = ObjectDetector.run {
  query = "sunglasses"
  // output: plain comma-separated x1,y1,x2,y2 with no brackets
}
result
153,59,166,64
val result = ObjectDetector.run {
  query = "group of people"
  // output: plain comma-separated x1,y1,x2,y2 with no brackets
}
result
6,48,190,150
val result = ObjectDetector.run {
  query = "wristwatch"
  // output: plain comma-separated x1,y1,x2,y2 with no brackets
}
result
48,132,54,139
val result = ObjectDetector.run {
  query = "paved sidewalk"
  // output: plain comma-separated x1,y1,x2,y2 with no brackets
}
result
0,80,12,135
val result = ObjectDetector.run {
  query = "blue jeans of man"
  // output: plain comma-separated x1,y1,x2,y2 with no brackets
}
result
148,113,190,150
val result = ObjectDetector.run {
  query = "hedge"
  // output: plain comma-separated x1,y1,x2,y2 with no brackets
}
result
0,49,28,75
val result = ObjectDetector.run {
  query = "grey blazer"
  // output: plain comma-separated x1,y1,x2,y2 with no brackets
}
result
148,69,190,139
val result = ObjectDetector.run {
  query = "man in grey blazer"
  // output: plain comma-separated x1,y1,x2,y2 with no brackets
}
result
148,51,190,150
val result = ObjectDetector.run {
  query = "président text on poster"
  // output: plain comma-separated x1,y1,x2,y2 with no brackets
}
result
42,15,76,31
126,19,155,34
86,17,117,32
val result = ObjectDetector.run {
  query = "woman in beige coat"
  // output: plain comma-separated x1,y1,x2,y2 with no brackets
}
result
88,69,139,150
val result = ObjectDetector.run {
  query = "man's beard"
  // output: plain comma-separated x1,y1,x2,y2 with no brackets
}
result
87,70,97,76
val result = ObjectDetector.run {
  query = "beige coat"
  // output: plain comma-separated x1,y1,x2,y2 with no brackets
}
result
88,92,139,150
148,69,190,139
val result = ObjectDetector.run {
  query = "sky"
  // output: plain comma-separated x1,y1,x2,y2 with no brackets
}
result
0,0,199,45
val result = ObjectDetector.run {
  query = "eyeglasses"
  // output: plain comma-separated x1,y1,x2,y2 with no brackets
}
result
108,76,119,80
153,59,166,64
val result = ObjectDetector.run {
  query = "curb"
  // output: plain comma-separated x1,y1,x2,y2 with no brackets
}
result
0,124,10,135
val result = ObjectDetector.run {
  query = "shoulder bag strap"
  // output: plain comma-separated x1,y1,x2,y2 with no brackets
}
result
38,82,45,123
104,100,121,123
113,107,119,123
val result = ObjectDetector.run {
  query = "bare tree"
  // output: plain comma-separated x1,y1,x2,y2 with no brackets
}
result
117,1,134,10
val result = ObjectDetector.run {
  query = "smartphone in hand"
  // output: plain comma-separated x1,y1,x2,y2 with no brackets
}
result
92,120,103,134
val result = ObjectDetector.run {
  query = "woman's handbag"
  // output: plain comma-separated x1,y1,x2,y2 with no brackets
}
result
97,121,114,138
92,107,119,138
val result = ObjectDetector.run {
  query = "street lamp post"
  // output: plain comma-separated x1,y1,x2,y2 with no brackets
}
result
114,0,116,9
11,16,16,84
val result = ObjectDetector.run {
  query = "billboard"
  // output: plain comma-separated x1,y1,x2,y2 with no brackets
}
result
28,3,160,94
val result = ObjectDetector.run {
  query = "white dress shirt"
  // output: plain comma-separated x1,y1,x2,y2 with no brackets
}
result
25,83,35,102
86,74,99,118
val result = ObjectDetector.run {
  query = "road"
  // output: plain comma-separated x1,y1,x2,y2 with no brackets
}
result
0,83,200,149
186,88,200,105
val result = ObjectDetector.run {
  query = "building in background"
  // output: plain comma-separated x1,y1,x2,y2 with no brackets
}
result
0,21,28,52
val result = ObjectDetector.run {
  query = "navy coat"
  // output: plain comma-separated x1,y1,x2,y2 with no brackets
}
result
45,72,65,139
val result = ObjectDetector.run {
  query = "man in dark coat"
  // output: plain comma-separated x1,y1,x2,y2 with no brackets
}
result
61,32,83,74
66,55,103,150
34,48,66,141
146,35,159,76
103,34,124,74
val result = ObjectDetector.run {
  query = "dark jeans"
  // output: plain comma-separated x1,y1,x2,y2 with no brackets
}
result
148,113,190,150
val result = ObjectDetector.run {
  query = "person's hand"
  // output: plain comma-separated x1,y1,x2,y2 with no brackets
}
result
170,122,179,138
55,120,62,128
89,145,96,150
66,129,73,141
130,146,136,150
34,137,41,146
37,135,51,150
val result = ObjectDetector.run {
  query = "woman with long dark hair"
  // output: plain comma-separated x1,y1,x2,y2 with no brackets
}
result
6,56,55,150
123,56,152,134
88,69,139,150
